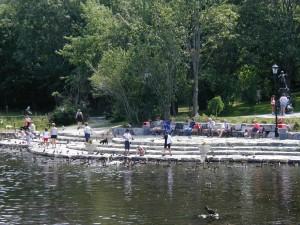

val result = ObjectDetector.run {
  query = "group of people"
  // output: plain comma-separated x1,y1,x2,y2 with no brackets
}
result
42,123,58,148
22,108,87,147
123,129,172,157
271,93,291,116
183,117,230,138
19,115,58,147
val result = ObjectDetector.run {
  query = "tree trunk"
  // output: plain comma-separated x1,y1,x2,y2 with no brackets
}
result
191,6,201,117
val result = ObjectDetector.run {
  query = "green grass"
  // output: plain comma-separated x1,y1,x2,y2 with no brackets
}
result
175,94,300,129
0,115,49,132
1,93,299,130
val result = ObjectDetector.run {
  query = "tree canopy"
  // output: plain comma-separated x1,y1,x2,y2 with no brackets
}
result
0,0,299,123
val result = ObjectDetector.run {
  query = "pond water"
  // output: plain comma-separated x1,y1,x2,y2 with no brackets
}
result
0,148,300,225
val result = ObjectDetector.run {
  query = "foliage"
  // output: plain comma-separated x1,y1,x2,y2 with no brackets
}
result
0,0,84,110
0,0,299,120
49,102,83,126
237,64,259,106
208,96,225,117
0,115,49,131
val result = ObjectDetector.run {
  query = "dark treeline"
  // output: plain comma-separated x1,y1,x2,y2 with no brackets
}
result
0,0,299,123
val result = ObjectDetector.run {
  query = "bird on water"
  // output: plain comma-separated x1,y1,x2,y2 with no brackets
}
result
204,206,217,215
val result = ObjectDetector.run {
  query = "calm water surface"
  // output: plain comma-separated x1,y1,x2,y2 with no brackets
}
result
0,148,300,225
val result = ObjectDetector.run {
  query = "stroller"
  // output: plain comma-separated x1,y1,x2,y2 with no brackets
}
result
279,88,294,114
285,97,294,114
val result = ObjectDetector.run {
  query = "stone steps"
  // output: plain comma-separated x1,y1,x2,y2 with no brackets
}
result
2,130,300,163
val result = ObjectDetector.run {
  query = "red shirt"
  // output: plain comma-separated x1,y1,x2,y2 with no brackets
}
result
253,122,260,129
193,124,201,130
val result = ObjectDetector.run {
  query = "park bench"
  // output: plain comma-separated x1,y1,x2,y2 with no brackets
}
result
173,122,185,136
149,121,164,135
201,123,222,137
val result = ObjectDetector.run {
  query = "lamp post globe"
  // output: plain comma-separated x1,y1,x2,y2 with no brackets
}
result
272,64,279,137
272,64,278,75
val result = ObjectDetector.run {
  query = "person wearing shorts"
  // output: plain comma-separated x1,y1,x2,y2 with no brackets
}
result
271,95,275,115
43,128,50,148
75,109,84,129
123,129,132,156
50,123,58,148
162,132,172,156
279,94,288,116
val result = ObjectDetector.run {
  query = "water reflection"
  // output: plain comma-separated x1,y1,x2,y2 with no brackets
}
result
167,167,173,197
124,170,132,200
0,149,300,224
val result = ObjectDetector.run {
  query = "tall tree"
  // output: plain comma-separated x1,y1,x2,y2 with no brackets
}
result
0,0,84,110
174,0,239,116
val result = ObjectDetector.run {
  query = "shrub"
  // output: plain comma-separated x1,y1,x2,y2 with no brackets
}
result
49,103,83,126
208,96,225,117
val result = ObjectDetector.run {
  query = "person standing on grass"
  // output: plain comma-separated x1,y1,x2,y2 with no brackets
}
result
50,123,58,148
123,129,132,156
271,95,276,115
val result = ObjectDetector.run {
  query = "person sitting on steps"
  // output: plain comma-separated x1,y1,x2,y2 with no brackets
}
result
206,118,215,137
184,118,195,136
218,119,230,137
136,145,145,156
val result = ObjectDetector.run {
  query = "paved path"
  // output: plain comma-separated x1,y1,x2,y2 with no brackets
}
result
244,112,300,118
1,116,300,164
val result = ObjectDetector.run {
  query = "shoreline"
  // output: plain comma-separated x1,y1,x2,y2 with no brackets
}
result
1,127,300,164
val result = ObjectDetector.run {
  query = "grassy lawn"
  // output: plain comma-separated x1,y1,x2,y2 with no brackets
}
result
176,93,300,128
1,93,299,130
0,115,49,132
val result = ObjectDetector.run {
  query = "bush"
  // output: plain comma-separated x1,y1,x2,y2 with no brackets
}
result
208,96,225,117
49,103,84,126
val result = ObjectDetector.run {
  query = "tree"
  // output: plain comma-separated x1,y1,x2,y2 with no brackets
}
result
0,0,84,110
237,64,258,106
208,96,224,117
174,0,239,116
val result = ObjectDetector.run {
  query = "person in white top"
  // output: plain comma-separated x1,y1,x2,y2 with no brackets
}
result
43,128,50,148
123,129,132,156
50,123,58,148
218,119,230,137
84,122,92,142
162,132,172,156
206,118,216,137
279,94,288,116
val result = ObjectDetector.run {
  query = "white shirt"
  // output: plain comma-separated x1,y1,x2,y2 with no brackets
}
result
221,122,229,129
84,126,92,134
280,96,288,104
123,132,132,141
43,131,50,138
167,134,172,144
208,121,215,129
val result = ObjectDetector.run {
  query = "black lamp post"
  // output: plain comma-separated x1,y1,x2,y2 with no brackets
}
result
272,64,279,137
